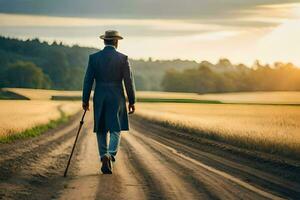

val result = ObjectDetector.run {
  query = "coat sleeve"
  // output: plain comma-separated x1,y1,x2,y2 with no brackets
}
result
122,56,136,105
82,55,95,104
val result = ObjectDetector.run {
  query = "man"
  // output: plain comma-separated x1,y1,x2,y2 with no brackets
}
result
82,30,136,174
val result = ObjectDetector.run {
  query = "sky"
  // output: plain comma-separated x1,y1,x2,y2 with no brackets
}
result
0,0,300,66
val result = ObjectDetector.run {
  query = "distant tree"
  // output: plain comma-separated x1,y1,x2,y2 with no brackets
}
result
199,60,213,68
162,59,300,93
218,58,232,67
134,75,149,91
3,61,51,89
162,69,185,92
43,50,70,89
52,41,58,46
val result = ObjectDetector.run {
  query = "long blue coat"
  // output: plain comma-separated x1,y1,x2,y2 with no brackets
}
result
82,46,136,133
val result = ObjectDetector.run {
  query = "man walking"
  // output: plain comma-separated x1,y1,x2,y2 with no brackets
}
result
82,30,136,174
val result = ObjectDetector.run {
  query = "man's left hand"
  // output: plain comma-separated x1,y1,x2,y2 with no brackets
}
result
128,104,135,114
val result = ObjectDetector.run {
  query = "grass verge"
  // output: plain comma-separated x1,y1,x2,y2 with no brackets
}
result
0,108,71,143
137,98,222,104
50,96,300,106
51,95,82,101
0,89,29,100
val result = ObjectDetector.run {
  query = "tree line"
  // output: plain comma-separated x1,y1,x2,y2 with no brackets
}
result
0,36,196,90
162,59,300,93
0,36,95,90
1,36,300,92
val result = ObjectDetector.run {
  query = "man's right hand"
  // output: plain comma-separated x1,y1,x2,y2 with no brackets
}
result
82,102,89,111
128,104,135,114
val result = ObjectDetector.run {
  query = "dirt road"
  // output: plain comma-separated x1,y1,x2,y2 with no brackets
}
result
0,112,299,200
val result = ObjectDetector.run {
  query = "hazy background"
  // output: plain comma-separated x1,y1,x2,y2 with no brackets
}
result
0,0,300,65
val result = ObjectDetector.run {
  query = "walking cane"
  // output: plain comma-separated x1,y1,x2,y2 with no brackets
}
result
63,109,87,177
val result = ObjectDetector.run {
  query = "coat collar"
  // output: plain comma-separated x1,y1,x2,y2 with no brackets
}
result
103,45,116,51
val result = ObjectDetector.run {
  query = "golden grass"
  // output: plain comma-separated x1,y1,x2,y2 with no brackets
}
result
136,103,300,158
137,91,300,104
5,88,300,104
3,88,300,157
3,88,83,100
0,100,81,137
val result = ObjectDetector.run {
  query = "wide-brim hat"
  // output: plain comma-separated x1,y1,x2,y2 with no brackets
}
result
100,30,123,40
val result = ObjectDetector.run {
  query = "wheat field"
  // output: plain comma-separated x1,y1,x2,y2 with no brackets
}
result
137,91,300,104
3,88,83,100
0,100,81,137
5,88,300,104
136,103,300,158
3,88,300,158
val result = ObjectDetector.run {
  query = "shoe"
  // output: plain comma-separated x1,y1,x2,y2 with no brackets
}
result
101,155,112,174
111,155,116,162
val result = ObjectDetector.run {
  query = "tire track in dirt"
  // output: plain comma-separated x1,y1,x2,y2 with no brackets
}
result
58,113,145,200
121,132,204,200
130,116,300,199
1,112,299,200
0,112,87,199
121,139,168,200
130,130,281,200
0,113,82,180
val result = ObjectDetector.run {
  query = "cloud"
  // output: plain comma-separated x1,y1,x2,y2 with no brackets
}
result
0,13,229,37
1,1,300,65
0,0,298,19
